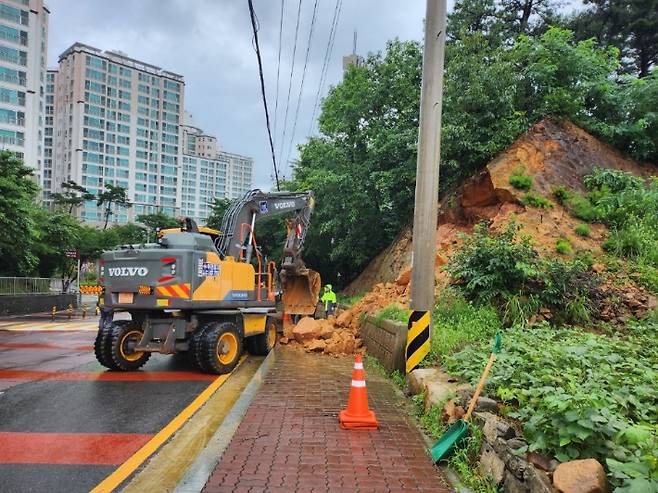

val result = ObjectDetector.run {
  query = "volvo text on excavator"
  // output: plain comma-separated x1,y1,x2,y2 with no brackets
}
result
94,189,320,374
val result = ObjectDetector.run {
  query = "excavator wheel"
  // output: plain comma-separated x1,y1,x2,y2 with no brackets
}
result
246,317,277,356
107,320,151,371
188,323,212,372
94,321,119,370
198,321,243,374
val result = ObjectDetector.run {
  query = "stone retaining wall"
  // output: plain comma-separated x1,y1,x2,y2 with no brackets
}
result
0,294,77,316
361,316,407,372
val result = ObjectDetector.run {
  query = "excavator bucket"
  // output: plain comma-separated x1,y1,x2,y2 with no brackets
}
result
281,269,321,315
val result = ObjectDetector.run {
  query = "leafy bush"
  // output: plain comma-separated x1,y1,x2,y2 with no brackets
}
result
450,222,598,326
584,167,644,194
521,192,553,208
449,222,539,306
445,323,658,491
574,224,591,237
556,238,573,254
509,167,533,190
565,194,600,222
429,288,502,362
552,186,571,205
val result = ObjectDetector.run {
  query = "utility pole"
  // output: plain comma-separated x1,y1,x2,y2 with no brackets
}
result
406,0,447,373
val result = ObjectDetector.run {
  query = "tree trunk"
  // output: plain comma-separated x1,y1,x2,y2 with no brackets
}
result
519,0,533,33
103,207,111,230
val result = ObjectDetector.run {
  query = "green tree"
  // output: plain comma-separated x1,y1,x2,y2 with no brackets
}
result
32,209,83,291
292,40,423,285
109,223,147,245
569,0,658,77
0,151,39,275
136,212,179,242
96,184,131,230
205,197,234,230
51,180,94,214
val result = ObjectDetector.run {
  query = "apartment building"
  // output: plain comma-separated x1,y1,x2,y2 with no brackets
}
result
51,42,184,223
180,114,253,223
0,0,48,177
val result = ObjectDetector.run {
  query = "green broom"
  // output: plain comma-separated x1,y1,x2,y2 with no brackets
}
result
431,331,502,462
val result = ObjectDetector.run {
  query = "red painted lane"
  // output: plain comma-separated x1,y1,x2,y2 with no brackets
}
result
0,432,152,465
0,370,216,381
0,343,93,351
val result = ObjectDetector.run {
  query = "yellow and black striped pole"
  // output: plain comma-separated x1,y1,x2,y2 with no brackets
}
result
406,310,431,373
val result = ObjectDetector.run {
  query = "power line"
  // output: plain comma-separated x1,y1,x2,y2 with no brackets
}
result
283,0,319,171
247,0,280,190
308,0,343,136
278,0,303,168
272,0,285,143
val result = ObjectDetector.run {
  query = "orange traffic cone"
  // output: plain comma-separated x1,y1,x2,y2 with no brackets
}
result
283,312,292,330
339,354,379,430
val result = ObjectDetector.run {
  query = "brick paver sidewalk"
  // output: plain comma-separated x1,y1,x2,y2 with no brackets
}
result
204,347,453,493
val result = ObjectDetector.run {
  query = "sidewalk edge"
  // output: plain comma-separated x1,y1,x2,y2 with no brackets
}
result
173,348,276,493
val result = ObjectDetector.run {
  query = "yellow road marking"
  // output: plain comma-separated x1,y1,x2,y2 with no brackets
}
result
90,356,247,493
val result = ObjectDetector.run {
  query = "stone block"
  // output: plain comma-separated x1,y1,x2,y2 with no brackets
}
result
526,466,556,493
479,442,505,484
504,470,528,493
361,316,407,372
553,459,607,493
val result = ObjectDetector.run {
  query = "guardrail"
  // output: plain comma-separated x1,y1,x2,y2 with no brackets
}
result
0,277,60,295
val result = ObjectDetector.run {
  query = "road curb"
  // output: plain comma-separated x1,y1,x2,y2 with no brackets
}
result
173,348,277,493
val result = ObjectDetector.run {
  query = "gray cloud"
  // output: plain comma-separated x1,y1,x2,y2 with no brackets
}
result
46,1,442,189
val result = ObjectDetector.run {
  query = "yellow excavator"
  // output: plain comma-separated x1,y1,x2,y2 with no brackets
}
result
94,189,320,374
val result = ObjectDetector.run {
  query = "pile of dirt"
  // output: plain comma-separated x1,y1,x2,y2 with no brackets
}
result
346,118,655,296
279,283,409,355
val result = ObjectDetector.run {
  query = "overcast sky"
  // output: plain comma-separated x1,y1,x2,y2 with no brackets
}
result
46,1,584,191
45,0,444,190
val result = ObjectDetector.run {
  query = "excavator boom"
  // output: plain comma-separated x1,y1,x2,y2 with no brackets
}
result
217,189,320,315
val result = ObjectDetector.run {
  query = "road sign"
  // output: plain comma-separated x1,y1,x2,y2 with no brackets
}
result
65,250,79,259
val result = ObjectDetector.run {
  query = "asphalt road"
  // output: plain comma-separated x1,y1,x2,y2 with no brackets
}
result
0,314,233,493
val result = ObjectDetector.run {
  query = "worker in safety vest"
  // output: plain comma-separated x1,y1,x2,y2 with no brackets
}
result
321,284,337,317
97,291,113,330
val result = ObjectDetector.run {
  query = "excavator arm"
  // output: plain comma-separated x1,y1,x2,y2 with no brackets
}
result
216,189,320,315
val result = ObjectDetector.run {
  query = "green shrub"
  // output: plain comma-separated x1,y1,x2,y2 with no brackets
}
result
521,192,553,208
374,303,408,322
509,167,533,190
449,223,597,326
445,323,658,491
583,167,644,193
552,186,571,205
574,224,590,237
566,194,599,222
449,222,539,306
429,288,502,362
556,238,573,254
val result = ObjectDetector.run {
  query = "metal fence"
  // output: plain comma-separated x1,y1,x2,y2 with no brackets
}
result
0,277,61,295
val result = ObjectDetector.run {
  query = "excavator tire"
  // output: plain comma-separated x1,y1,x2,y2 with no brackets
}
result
94,321,119,370
246,317,277,356
107,320,151,371
198,321,243,374
188,323,212,372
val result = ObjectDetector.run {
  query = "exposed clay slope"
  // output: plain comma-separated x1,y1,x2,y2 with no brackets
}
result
346,118,656,295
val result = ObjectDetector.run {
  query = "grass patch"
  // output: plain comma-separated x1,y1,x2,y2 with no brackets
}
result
521,192,553,208
509,166,533,191
337,292,365,307
374,303,408,323
556,238,573,254
574,223,591,237
566,194,599,222
427,288,502,364
445,322,658,491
